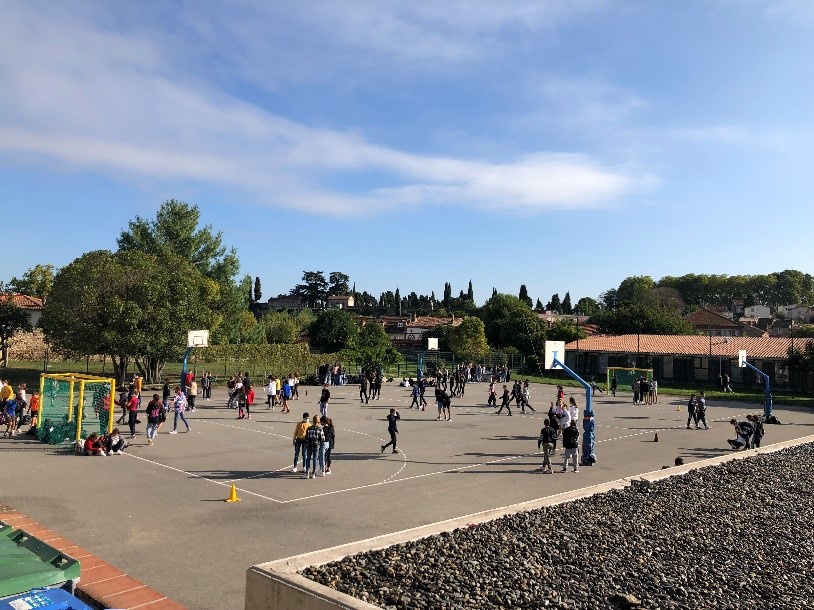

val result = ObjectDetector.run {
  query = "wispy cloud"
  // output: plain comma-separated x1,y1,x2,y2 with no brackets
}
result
0,1,650,215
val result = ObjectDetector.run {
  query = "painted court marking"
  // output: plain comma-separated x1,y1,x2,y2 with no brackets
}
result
120,401,754,505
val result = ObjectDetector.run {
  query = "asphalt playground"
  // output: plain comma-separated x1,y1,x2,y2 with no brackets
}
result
2,381,814,608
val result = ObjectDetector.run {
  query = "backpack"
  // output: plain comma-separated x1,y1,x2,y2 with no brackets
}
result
149,403,161,421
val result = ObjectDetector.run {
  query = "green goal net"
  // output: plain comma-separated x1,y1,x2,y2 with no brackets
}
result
606,367,653,393
37,373,116,448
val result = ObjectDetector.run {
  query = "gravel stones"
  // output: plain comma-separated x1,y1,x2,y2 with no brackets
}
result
301,443,814,609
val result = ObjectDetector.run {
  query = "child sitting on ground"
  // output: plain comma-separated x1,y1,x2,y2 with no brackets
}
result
83,432,106,456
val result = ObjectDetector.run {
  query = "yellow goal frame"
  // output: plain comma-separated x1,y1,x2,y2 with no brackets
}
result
38,373,117,440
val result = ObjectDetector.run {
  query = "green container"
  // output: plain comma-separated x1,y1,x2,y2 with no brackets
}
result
0,522,81,598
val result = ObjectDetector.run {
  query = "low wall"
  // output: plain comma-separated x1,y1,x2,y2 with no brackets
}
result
246,434,814,609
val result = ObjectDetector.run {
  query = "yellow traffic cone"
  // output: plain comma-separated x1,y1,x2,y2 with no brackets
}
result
225,484,241,503
675,403,681,411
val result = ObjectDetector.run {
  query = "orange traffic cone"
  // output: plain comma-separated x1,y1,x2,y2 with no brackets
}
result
654,432,659,442
675,403,681,411
225,484,241,503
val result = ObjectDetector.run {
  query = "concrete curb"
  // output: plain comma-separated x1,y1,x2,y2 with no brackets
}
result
246,433,814,609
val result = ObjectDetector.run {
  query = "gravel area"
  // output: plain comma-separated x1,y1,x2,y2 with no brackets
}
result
302,443,814,609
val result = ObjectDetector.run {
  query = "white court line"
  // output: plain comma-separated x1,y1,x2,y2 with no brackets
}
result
124,452,285,503
122,404,755,506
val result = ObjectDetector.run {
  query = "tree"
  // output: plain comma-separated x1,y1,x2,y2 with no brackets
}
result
443,282,452,306
291,271,328,307
0,294,32,367
261,310,311,344
309,309,358,353
592,302,694,335
395,288,401,315
561,291,573,314
576,297,599,316
478,293,546,357
254,277,262,303
518,284,532,308
448,317,489,361
616,276,657,305
9,264,55,301
547,319,586,343
492,287,498,298
116,199,241,341
546,293,561,312
354,321,401,370
328,272,350,297
467,280,474,301
40,250,218,383
535,298,544,312
599,289,619,311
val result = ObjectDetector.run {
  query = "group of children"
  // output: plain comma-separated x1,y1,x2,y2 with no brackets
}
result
292,412,336,478
1,381,39,437
263,373,300,413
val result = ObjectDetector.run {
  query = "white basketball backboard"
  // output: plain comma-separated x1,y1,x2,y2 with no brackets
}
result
738,349,747,368
544,341,565,370
427,337,439,351
188,330,209,348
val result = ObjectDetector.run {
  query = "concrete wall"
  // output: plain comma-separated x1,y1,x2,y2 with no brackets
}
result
246,434,814,609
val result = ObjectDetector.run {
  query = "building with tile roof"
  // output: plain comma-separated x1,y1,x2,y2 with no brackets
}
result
562,334,812,391
684,307,766,337
0,294,44,326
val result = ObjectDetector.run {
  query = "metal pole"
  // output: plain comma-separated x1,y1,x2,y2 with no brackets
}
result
743,360,772,421
551,357,596,465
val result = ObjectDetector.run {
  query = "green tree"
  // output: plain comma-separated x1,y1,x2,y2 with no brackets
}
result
478,293,546,357
309,309,358,352
448,316,489,361
353,321,401,370
616,276,656,305
116,199,240,341
547,319,586,342
592,302,694,335
443,282,452,306
546,293,561,312
291,271,328,307
328,272,350,296
518,284,533,308
0,294,32,367
467,280,474,301
576,296,598,316
254,276,262,303
40,250,218,383
262,311,302,344
561,291,573,314
535,298,544,312
9,264,55,301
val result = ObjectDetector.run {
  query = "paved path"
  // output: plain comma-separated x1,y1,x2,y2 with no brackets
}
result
2,382,812,608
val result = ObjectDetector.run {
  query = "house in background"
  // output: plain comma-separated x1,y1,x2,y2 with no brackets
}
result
326,295,355,309
563,334,811,392
779,305,814,323
0,294,44,326
744,304,771,319
685,307,765,338
265,295,308,311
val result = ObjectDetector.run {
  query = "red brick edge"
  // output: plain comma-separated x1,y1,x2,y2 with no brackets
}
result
0,510,186,609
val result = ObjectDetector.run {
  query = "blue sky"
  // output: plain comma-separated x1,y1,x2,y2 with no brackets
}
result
2,0,813,306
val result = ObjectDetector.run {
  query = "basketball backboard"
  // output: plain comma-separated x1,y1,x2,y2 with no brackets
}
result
738,349,747,368
427,337,439,351
544,341,565,370
188,330,209,348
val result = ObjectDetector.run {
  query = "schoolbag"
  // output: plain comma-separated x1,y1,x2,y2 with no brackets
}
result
149,404,161,420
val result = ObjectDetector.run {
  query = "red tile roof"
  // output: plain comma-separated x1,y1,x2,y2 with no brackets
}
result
684,307,741,330
0,294,44,310
565,334,809,359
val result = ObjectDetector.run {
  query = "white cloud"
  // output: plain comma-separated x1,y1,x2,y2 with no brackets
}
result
0,1,650,215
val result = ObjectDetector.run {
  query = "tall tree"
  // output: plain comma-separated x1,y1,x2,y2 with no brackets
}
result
518,284,533,308
0,293,32,367
253,276,262,303
309,309,358,352
9,264,55,301
443,282,452,306
291,271,328,307
40,250,218,383
328,272,350,296
467,280,474,301
576,296,599,317
354,321,401,370
546,293,562,312
492,287,498,298
478,293,546,357
448,316,489,361
116,199,240,340
561,291,573,314
535,298,544,312
616,276,657,305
